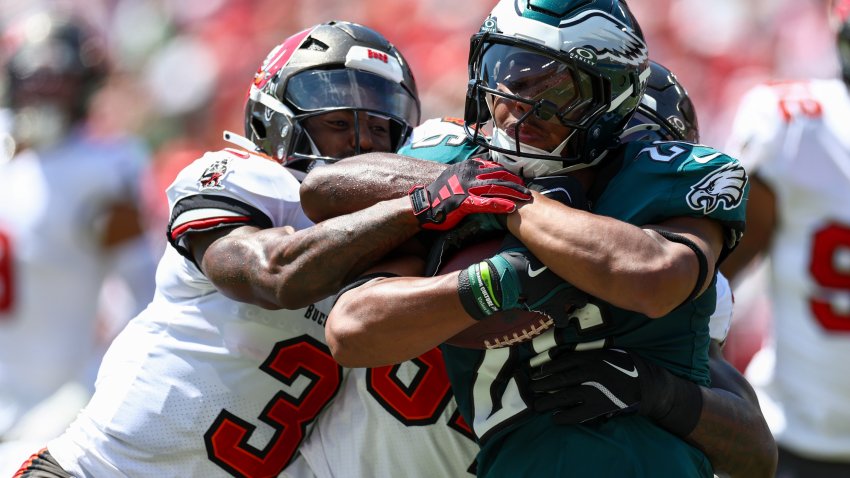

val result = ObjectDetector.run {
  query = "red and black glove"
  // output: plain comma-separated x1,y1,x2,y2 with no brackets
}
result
409,158,531,231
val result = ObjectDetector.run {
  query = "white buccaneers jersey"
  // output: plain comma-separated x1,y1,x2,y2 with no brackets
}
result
710,273,733,344
49,148,343,477
0,131,148,437
727,79,850,459
290,348,478,478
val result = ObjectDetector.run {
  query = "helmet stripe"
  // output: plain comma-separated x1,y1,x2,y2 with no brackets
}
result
252,27,315,90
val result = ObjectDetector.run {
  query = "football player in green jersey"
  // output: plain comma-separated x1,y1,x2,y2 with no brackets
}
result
524,60,775,478
303,1,757,476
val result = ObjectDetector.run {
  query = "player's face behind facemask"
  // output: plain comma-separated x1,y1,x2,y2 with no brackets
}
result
486,45,582,156
463,0,649,179
243,21,420,173
281,67,413,170
301,110,393,160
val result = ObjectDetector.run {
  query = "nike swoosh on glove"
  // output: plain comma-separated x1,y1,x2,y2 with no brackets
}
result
528,347,703,437
529,348,645,424
456,174,590,321
456,241,589,323
481,246,588,325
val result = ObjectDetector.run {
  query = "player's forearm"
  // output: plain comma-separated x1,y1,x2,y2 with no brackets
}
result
300,153,447,222
686,387,777,477
264,197,422,308
686,343,777,477
204,198,421,310
327,273,476,367
507,193,707,317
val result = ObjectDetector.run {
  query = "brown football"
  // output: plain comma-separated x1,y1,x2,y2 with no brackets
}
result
439,237,554,349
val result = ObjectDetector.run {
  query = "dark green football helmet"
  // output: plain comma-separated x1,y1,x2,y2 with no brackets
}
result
464,0,650,177
621,60,699,144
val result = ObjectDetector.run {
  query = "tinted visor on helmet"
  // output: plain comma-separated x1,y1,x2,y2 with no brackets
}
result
285,68,419,127
476,42,597,126
285,68,419,157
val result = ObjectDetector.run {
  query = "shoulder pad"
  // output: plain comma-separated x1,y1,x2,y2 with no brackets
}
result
398,117,485,164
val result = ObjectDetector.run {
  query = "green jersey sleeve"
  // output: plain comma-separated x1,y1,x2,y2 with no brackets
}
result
595,140,749,253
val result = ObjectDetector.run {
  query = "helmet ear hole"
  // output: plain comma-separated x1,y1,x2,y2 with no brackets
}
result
250,115,268,141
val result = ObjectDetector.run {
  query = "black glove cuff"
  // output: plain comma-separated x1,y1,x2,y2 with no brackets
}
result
653,377,703,438
637,357,704,439
409,186,437,224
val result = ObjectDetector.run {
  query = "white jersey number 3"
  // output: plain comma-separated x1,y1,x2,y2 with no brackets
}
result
204,335,342,477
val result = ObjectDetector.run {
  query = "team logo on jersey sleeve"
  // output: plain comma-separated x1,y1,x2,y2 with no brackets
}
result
199,158,230,190
686,162,748,214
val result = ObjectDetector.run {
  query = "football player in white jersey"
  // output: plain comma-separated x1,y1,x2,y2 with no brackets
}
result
0,12,156,473
10,20,502,477
720,1,850,475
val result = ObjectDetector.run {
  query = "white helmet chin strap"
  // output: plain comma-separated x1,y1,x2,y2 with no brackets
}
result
489,127,580,178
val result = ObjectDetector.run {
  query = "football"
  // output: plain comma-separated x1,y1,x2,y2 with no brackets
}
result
438,237,555,350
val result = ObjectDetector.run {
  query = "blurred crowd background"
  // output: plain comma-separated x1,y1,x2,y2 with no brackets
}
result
1,0,839,220
0,0,838,474
2,0,839,160
0,0,840,369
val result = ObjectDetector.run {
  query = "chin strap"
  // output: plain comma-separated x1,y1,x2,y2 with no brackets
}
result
619,123,660,140
489,127,606,178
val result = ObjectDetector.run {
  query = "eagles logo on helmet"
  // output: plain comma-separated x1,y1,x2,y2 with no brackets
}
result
243,21,420,171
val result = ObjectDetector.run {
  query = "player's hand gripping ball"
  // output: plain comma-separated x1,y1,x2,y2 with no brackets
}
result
441,175,591,349
440,237,555,349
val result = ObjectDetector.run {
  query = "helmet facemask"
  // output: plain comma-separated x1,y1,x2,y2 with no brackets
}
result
247,68,417,171
463,1,649,179
243,22,420,172
465,37,610,177
284,68,416,168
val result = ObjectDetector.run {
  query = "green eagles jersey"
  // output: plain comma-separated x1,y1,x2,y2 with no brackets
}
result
400,119,749,478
